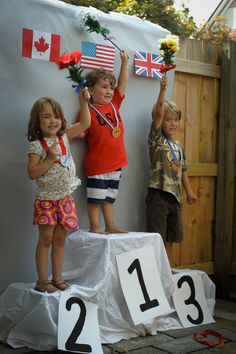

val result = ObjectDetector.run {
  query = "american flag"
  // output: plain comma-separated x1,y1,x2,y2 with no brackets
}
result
81,41,115,72
134,51,164,79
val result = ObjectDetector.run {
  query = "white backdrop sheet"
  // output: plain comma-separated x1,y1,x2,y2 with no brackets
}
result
0,231,215,351
0,1,215,350
0,0,175,294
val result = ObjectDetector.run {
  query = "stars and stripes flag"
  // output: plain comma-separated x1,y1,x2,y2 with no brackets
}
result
22,28,60,62
134,50,164,79
81,41,115,72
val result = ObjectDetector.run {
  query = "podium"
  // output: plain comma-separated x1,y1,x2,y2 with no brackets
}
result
0,231,215,351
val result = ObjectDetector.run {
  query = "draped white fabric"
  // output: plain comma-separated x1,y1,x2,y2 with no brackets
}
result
0,231,215,350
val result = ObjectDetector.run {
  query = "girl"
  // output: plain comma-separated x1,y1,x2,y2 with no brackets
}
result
27,88,90,293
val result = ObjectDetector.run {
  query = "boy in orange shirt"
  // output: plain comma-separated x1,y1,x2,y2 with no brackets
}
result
78,51,129,234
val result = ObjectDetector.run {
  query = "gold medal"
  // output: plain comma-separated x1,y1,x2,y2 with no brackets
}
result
112,127,121,138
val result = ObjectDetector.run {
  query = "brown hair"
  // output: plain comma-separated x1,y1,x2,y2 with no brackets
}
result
152,99,182,120
85,68,116,88
27,97,67,141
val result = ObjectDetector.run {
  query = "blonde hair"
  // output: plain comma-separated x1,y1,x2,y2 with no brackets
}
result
152,99,182,120
164,100,181,120
27,97,67,141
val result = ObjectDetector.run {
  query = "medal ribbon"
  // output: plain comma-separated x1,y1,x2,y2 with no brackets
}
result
166,138,181,162
193,329,224,347
89,102,120,131
39,136,67,164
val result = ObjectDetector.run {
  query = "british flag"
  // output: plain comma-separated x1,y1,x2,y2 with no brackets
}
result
134,50,164,79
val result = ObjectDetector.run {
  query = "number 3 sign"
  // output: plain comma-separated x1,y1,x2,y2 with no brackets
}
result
172,273,215,327
58,293,103,353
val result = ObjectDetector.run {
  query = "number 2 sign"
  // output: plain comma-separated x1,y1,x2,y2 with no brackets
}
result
58,293,103,353
116,246,171,325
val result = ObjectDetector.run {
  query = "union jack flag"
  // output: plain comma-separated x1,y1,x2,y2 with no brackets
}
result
134,51,164,79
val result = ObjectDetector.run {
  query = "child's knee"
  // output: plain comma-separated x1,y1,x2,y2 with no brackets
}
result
39,233,54,247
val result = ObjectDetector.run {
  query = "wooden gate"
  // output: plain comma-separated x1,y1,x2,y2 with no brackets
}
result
171,38,236,299
214,41,236,298
171,39,219,271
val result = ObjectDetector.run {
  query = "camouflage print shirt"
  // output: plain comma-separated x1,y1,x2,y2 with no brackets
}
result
148,122,188,204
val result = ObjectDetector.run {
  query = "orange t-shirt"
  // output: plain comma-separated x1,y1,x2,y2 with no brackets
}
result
77,88,128,176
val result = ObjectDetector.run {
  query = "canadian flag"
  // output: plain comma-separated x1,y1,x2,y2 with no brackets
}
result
22,28,60,62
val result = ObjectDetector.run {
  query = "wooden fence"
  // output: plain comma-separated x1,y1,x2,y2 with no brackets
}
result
214,41,236,299
170,38,236,299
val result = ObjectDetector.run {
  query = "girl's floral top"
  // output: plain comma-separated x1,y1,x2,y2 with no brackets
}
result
28,134,81,200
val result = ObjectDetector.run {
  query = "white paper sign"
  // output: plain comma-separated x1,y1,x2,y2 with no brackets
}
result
172,273,215,327
116,246,171,325
58,292,103,353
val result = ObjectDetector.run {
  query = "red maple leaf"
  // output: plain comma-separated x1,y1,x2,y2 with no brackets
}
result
34,36,49,53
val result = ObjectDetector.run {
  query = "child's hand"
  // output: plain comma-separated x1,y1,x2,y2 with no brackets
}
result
120,50,129,64
186,193,197,204
47,141,58,161
79,87,90,104
160,76,168,90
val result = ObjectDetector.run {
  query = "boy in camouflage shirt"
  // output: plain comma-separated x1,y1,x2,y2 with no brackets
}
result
146,76,197,261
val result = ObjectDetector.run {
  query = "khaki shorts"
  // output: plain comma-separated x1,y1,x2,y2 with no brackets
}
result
146,188,183,243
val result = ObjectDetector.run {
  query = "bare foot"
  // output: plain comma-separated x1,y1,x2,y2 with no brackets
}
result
105,227,128,234
89,228,109,235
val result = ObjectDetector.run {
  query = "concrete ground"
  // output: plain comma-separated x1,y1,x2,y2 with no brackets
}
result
1,299,236,354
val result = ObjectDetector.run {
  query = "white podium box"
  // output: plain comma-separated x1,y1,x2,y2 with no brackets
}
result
0,231,216,351
62,231,175,343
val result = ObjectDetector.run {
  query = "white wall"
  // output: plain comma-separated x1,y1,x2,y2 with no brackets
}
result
0,0,174,293
224,6,236,27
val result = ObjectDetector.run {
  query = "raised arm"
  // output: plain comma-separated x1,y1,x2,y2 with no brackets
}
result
67,87,91,139
153,76,168,130
117,50,129,97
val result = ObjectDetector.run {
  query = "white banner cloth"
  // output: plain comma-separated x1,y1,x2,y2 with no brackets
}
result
0,231,215,350
0,0,173,294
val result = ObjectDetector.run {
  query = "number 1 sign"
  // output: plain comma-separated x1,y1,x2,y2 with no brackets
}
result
116,246,171,325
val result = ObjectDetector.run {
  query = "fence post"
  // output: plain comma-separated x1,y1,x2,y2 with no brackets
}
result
214,41,236,299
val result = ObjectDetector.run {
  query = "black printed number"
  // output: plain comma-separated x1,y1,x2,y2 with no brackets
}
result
128,258,159,312
177,275,204,325
65,297,92,353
